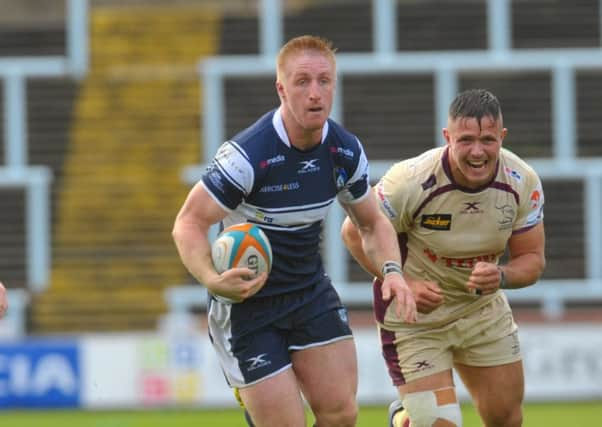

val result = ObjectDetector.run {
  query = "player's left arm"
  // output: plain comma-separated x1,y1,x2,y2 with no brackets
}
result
500,170,547,289
502,221,546,288
467,222,545,294
343,195,417,322
341,214,377,278
342,195,399,280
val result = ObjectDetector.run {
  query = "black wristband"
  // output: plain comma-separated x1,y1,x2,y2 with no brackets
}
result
381,260,402,277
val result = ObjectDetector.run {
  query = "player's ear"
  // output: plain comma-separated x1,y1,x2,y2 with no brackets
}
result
275,80,285,100
501,127,508,140
442,128,451,145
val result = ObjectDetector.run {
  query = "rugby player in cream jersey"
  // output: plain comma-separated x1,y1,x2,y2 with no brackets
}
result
342,89,545,427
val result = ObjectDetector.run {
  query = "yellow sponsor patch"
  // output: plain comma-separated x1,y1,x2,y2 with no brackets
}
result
420,214,452,230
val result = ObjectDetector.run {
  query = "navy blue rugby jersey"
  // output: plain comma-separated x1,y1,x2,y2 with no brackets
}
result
201,108,370,297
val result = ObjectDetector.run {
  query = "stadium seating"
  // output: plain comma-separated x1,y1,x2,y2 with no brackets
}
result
10,3,218,333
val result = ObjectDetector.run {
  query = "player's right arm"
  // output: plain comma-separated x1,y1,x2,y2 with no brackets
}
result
172,182,266,302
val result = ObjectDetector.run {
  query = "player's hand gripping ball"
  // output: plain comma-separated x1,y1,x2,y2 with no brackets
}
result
211,223,273,278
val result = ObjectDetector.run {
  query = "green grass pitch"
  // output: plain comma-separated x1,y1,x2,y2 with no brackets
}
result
1,402,601,426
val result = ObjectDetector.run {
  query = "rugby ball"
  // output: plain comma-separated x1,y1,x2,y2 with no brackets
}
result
211,223,272,277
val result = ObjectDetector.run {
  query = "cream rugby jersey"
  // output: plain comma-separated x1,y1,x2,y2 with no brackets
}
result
374,146,544,330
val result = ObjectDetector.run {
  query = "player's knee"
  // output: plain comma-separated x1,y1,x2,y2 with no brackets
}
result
401,387,462,427
313,398,357,427
508,407,523,427
336,403,358,427
481,403,522,427
332,400,358,427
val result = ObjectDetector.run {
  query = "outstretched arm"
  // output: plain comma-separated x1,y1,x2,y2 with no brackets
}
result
172,183,267,302
342,196,416,323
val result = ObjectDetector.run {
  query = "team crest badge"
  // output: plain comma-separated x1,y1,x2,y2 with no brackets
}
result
333,167,347,191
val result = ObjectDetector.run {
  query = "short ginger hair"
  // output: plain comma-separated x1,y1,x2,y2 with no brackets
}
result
276,35,337,82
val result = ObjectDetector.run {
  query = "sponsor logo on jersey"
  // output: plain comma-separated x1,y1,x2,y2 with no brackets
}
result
215,142,235,161
423,247,496,268
298,159,320,174
420,214,452,230
259,154,285,168
259,182,300,193
504,166,522,181
214,143,246,176
526,186,544,226
329,146,354,158
221,157,245,176
526,204,543,227
376,182,397,219
254,211,274,223
207,168,225,192
496,204,515,230
461,201,483,214
530,189,541,210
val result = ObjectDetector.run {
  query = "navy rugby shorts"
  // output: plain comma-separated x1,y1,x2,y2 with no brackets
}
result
207,278,353,387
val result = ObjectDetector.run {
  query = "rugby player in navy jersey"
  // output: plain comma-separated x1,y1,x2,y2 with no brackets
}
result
342,89,546,427
173,35,417,427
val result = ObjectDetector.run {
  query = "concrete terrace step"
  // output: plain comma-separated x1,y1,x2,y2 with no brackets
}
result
29,4,219,333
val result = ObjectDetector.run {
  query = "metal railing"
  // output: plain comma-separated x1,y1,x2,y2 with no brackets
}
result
0,0,89,293
167,0,602,319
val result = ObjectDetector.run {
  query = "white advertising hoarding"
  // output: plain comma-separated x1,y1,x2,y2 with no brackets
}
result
76,324,602,408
